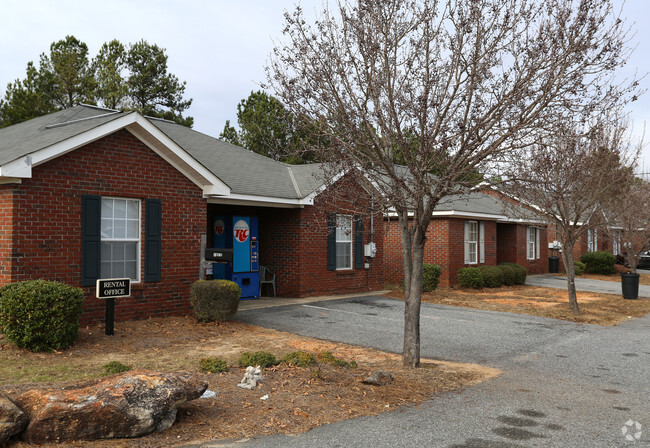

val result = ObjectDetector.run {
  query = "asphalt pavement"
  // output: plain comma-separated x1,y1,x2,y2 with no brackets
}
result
526,274,650,298
180,290,650,448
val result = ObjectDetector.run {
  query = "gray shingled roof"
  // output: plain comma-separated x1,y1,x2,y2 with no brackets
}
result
150,118,324,200
0,106,127,165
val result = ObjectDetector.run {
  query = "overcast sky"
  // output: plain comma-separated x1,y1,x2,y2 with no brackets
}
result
1,0,648,168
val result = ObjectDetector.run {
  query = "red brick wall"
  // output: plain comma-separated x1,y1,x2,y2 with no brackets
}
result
497,223,548,275
2,129,206,326
0,187,14,284
259,178,384,297
384,217,498,287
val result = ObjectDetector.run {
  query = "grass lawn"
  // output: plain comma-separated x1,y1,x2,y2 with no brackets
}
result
385,273,650,326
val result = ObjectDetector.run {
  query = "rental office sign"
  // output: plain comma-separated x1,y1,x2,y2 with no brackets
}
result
96,278,131,335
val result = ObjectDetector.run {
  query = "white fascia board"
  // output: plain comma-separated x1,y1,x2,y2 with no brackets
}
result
303,169,346,203
384,210,507,221
0,155,32,178
497,217,546,225
207,193,310,208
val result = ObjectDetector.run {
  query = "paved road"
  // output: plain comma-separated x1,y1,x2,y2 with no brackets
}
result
183,296,650,448
526,274,650,298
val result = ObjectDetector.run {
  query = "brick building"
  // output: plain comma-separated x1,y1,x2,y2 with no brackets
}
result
384,192,548,287
0,106,383,325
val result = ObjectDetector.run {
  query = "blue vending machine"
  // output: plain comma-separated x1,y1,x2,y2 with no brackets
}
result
212,215,259,300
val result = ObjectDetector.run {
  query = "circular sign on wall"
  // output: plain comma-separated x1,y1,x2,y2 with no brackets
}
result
233,219,250,243
214,219,225,236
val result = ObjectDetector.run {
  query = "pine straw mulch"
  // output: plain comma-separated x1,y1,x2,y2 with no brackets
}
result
385,281,650,326
0,317,498,448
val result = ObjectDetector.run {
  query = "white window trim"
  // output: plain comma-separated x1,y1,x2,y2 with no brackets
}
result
588,229,598,252
101,197,142,282
465,220,479,265
335,214,353,270
527,226,540,260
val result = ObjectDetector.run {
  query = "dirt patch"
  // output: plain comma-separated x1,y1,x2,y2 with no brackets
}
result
385,283,650,326
0,317,497,447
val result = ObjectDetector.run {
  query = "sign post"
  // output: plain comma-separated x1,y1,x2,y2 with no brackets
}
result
96,278,131,336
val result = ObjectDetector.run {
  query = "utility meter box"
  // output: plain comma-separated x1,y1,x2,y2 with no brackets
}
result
364,242,377,258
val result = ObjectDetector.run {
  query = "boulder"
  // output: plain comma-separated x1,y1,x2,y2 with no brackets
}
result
14,370,207,444
0,391,28,446
363,370,394,386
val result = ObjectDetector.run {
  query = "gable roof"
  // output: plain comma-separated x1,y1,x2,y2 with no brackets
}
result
0,105,325,206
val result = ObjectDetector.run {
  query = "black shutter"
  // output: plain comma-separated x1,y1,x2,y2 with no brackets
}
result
354,215,363,269
144,199,162,282
81,195,101,286
327,213,336,271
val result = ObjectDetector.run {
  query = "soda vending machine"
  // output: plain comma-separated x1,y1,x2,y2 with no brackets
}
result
211,215,259,300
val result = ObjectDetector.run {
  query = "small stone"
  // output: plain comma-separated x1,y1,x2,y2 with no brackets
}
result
363,370,394,386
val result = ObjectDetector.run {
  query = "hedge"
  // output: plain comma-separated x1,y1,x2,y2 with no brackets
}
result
580,251,615,275
0,280,84,352
422,264,442,292
190,279,241,322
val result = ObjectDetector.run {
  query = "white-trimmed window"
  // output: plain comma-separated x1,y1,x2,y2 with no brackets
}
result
465,221,479,264
587,229,598,252
612,230,622,255
527,226,540,260
335,214,353,270
100,198,141,281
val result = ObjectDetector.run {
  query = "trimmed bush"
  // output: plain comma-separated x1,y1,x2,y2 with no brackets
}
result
457,267,484,289
0,280,84,352
199,357,228,373
501,263,527,285
190,280,241,322
580,251,615,275
422,264,442,292
478,266,504,288
281,351,317,367
497,264,516,286
238,351,278,368
573,261,586,276
318,350,357,368
103,361,131,375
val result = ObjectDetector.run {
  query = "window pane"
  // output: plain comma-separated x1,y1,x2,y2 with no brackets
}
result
127,220,139,239
125,242,137,261
112,261,125,278
101,242,112,261
127,200,139,219
336,242,351,269
101,219,113,238
114,200,126,218
125,261,137,280
114,219,126,239
101,199,113,218
113,242,125,260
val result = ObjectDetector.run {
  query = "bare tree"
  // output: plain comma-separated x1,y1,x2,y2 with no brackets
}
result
502,117,636,314
266,0,636,366
605,176,650,274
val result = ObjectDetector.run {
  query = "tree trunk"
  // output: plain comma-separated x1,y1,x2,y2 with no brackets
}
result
560,242,580,315
402,221,425,367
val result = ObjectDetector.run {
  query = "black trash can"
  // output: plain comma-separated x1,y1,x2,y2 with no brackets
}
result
548,256,559,274
621,272,640,300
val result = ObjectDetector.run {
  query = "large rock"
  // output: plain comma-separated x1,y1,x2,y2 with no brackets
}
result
0,391,28,446
14,370,207,444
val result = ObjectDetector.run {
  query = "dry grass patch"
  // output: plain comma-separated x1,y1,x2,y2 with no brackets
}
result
0,317,496,448
385,284,650,326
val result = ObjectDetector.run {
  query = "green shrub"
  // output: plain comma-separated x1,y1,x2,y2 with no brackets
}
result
457,267,484,289
103,361,131,375
238,351,278,368
497,264,516,286
0,280,84,352
499,263,527,285
317,350,357,368
190,280,241,322
580,251,615,275
422,264,442,292
281,351,317,367
199,357,228,373
573,261,586,276
478,266,504,288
